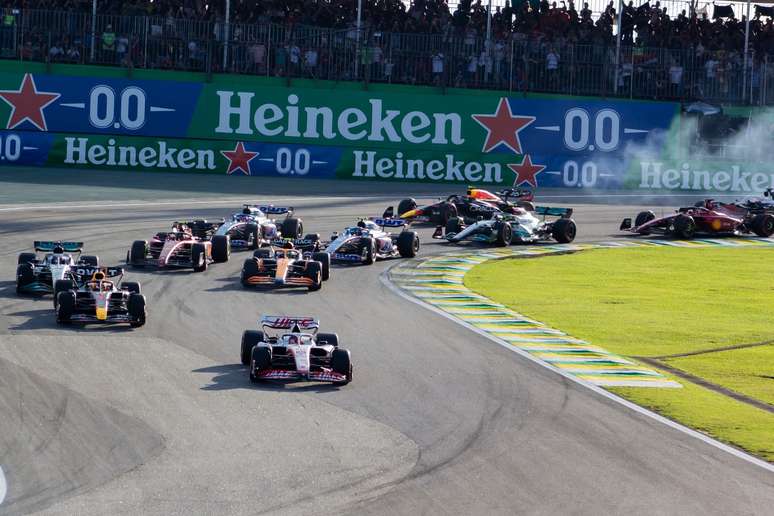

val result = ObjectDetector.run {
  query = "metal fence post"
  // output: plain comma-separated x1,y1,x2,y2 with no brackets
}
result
508,39,514,93
223,0,230,72
90,0,96,62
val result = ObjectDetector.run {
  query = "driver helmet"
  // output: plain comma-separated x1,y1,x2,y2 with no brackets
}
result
357,219,367,228
282,241,295,249
53,245,65,254
242,206,252,215
288,335,300,345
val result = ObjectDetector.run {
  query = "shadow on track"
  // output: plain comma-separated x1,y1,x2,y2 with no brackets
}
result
193,364,345,393
7,309,135,333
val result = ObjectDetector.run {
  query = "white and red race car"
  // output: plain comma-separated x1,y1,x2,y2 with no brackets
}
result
240,316,352,385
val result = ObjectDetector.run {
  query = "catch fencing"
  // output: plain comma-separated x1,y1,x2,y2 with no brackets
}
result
2,7,772,105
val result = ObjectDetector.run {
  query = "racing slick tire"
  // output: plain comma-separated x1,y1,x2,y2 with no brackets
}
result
129,240,147,267
253,248,274,259
53,279,75,309
397,198,417,217
331,348,353,386
495,222,513,246
317,333,339,347
56,291,75,325
122,281,141,294
16,263,34,293
80,255,100,267
445,216,464,235
281,217,303,239
673,214,696,239
306,261,323,291
635,211,656,230
439,202,458,225
241,330,264,366
750,213,774,237
192,243,208,272
551,218,577,244
303,234,322,252
128,294,146,328
18,252,36,265
247,224,261,250
363,238,376,265
250,346,272,383
397,231,420,258
516,201,535,212
211,235,231,263
312,252,331,281
241,258,260,287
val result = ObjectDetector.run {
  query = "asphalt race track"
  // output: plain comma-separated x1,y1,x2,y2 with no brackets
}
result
1,170,773,515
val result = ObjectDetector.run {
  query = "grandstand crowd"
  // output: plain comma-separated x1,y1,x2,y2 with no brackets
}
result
3,0,774,103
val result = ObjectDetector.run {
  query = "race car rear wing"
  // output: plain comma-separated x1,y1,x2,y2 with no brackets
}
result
72,266,124,279
254,205,294,216
375,208,408,228
34,241,83,253
534,207,573,218
495,187,534,202
173,219,225,239
373,218,407,228
261,316,319,334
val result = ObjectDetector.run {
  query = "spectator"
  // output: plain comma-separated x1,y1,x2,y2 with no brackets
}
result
668,60,683,98
304,47,318,77
432,51,444,85
66,45,81,63
248,42,266,74
117,35,129,65
546,46,560,88
49,41,64,62
102,24,116,63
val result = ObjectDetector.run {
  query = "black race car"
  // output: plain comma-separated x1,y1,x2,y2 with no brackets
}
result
395,187,535,225
55,269,146,327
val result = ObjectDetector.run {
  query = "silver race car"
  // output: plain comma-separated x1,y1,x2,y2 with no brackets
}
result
436,206,576,245
16,241,99,295
240,316,352,385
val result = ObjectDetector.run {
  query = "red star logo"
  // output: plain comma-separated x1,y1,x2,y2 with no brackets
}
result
472,97,535,154
507,155,545,188
0,74,60,131
221,142,258,175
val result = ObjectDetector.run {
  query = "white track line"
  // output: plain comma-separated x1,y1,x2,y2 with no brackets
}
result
0,191,752,212
0,465,7,505
380,264,774,473
0,196,364,212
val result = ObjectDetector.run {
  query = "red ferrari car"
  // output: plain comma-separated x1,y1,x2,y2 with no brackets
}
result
620,204,774,239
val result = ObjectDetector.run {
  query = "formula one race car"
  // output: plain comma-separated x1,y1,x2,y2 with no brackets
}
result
396,187,535,225
55,269,146,327
241,243,330,291
16,241,100,294
438,206,576,245
184,205,304,250
127,222,230,272
324,216,420,264
240,315,352,385
620,203,774,239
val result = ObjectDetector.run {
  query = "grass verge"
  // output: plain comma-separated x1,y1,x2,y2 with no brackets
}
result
464,246,774,461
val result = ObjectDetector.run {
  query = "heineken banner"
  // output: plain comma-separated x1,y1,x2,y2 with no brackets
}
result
0,66,770,191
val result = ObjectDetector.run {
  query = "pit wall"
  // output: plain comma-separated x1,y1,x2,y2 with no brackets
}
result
0,61,770,193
